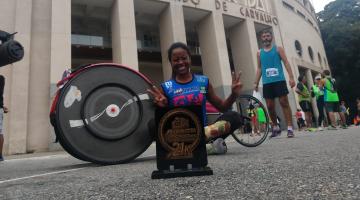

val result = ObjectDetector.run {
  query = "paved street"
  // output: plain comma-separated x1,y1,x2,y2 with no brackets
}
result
1,127,359,200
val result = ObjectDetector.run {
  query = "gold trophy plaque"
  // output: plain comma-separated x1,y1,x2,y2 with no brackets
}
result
152,106,213,179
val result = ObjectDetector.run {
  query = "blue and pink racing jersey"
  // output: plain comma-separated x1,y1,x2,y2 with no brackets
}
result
161,74,209,125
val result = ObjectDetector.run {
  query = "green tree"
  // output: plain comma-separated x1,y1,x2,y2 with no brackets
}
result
318,0,360,119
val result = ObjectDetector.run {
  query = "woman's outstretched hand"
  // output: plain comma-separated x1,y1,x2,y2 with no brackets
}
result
231,71,243,97
147,85,168,107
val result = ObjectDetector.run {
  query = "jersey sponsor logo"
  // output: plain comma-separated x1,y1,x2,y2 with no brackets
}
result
174,86,201,95
172,93,204,107
174,88,183,95
164,81,172,89
196,76,207,83
183,87,199,94
200,86,206,94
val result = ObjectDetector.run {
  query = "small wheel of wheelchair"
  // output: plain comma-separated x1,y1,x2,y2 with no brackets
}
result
231,94,270,147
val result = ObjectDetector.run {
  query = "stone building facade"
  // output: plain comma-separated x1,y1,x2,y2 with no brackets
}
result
0,0,328,155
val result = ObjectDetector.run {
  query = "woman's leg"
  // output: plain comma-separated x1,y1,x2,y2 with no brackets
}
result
204,111,243,142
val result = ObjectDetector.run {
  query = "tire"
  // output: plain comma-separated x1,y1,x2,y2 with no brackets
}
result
231,94,270,147
53,63,155,165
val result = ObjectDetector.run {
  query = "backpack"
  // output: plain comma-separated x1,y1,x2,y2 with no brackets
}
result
326,77,337,92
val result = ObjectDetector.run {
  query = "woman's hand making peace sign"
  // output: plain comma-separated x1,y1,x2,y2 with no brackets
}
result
231,71,243,97
147,85,168,107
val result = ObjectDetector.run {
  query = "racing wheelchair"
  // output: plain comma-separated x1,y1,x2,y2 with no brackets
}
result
50,63,270,165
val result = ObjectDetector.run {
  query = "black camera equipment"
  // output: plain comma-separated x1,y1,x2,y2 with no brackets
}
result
0,30,24,67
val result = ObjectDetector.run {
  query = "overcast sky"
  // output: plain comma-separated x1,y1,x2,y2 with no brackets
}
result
311,0,336,12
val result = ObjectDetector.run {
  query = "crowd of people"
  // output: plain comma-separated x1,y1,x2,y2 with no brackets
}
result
294,69,359,132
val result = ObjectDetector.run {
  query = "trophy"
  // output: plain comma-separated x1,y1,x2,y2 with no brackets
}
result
152,106,213,179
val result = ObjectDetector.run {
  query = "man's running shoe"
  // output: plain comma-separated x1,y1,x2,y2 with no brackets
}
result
270,127,281,138
0,155,4,161
318,127,324,131
328,126,337,130
287,129,295,138
206,138,228,155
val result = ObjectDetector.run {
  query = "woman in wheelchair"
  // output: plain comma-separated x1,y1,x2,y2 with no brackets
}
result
148,42,243,155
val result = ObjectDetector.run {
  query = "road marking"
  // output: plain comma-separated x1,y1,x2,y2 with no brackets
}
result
0,167,87,184
6,153,156,162
5,154,71,162
0,154,156,184
138,154,156,159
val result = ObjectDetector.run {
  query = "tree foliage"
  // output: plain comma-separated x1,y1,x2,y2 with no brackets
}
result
318,0,360,118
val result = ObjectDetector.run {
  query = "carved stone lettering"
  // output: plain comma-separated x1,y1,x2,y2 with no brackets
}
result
248,0,257,8
215,0,221,10
223,1,228,12
191,0,200,5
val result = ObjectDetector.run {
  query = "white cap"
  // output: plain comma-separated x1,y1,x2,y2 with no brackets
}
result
315,75,321,80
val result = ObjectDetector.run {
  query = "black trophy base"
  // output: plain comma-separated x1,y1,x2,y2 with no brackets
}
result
151,167,213,179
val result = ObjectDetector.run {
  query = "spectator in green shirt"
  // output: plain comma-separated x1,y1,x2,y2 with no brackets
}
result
296,75,315,131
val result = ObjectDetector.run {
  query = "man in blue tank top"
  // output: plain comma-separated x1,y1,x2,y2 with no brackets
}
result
254,30,296,138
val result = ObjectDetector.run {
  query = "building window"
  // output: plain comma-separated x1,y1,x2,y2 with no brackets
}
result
71,34,104,47
283,1,294,11
307,19,313,26
141,33,160,49
295,40,303,57
308,46,314,62
297,10,306,19
318,53,322,66
324,58,327,66
314,27,319,33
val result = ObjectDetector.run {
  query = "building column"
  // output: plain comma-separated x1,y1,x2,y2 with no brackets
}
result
50,0,71,86
229,20,258,95
159,2,187,80
197,12,231,98
111,0,138,70
27,0,52,152
7,0,32,154
48,0,71,151
305,69,319,123
272,24,298,128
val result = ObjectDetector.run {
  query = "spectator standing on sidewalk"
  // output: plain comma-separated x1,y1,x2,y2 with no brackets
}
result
295,108,305,131
311,75,325,131
296,75,315,131
255,103,267,134
320,70,347,129
354,98,360,126
0,75,9,161
340,101,350,125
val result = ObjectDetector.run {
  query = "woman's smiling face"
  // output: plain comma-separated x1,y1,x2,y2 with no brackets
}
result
170,47,191,76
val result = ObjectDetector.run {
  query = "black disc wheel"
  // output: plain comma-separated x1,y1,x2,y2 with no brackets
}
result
54,64,155,164
81,85,142,141
231,94,270,147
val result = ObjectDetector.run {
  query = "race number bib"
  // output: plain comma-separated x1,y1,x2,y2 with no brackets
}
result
265,68,279,77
